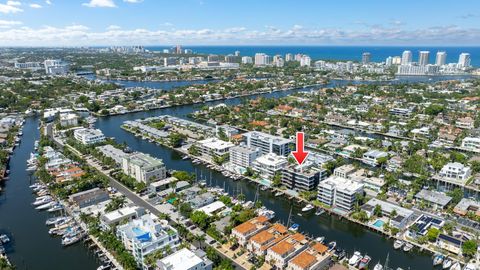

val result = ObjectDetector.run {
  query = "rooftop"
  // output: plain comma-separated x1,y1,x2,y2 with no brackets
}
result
415,189,452,207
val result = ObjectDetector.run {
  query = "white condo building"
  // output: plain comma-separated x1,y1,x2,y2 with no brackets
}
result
116,214,180,269
252,153,288,180
73,128,105,145
230,144,260,169
317,175,364,213
44,59,69,75
243,131,292,156
418,51,430,66
122,153,166,183
157,248,213,270
196,138,234,159
401,50,412,65
241,56,253,64
255,53,272,66
435,51,447,66
300,55,311,67
458,53,471,68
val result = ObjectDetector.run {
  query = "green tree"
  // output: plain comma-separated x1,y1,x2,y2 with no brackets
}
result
427,227,440,242
462,240,478,257
190,211,210,230
373,204,383,217
447,188,464,205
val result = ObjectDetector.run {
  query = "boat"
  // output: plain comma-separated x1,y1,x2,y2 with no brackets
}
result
358,255,371,269
348,251,362,266
301,204,314,212
260,185,268,191
333,248,346,260
288,223,299,232
47,203,63,212
46,217,71,226
433,254,445,266
327,241,336,252
393,239,404,249
373,262,383,270
97,265,111,270
315,236,325,243
449,262,461,270
26,165,37,172
0,234,10,244
462,263,476,270
442,258,452,269
36,201,56,210
403,242,413,252
32,196,52,206
274,191,283,197
62,234,84,246
315,208,325,216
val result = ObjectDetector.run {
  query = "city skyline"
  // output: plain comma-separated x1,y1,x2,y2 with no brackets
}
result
0,0,479,46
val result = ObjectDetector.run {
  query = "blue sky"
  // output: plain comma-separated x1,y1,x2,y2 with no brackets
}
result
0,0,479,46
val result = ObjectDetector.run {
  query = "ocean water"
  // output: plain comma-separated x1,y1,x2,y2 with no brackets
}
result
145,45,480,66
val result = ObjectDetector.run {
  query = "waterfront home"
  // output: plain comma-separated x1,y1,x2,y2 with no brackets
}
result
362,198,415,229
266,233,308,269
317,175,364,214
286,243,331,270
282,161,326,192
333,164,357,179
100,206,145,230
73,128,105,145
50,165,85,182
461,137,480,153
436,234,464,255
148,177,178,193
453,198,480,217
247,223,289,257
362,150,388,167
437,125,461,145
156,248,213,270
415,189,452,210
456,116,475,129
197,201,227,216
68,188,110,209
188,192,215,209
117,214,180,270
386,155,404,172
362,177,386,193
439,162,472,182
252,153,288,181
242,131,292,156
408,215,444,237
122,152,167,184
232,216,270,246
229,144,260,169
215,125,238,138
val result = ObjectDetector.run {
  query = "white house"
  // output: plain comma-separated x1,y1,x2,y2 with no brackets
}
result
122,153,166,183
73,128,105,145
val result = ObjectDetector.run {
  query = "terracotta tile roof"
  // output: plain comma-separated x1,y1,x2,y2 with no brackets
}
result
250,230,274,245
311,243,328,254
250,120,268,127
289,250,317,269
290,233,306,242
270,223,288,234
269,240,294,256
233,221,256,235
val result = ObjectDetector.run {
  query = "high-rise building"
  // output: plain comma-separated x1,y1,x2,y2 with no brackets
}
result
175,45,182,54
243,131,292,156
385,56,393,66
458,53,471,68
294,53,303,61
44,59,69,75
224,54,236,63
362,52,371,64
254,53,272,66
272,55,284,67
392,56,402,65
207,54,219,62
285,53,294,62
401,50,412,65
300,55,311,67
241,56,253,64
435,51,447,66
234,50,240,57
418,51,430,66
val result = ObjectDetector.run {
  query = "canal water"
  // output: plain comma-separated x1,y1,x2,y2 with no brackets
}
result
0,117,99,270
94,80,440,270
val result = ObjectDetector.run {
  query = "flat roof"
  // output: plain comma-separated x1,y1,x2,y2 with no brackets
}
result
157,248,204,270
415,189,452,207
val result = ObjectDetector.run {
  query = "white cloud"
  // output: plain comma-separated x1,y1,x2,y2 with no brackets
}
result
30,3,42,8
0,1,23,14
82,0,116,8
0,19,22,29
45,0,51,4
106,25,121,30
123,0,142,3
0,24,479,46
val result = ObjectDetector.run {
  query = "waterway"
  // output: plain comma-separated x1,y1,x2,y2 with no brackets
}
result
0,117,99,270
93,78,443,270
83,75,218,90
0,75,465,269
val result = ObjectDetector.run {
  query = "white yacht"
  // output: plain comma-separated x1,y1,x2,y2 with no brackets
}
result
348,251,362,266
301,204,314,212
373,262,383,270
393,239,404,249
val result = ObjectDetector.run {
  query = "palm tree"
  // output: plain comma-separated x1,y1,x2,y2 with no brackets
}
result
195,234,206,249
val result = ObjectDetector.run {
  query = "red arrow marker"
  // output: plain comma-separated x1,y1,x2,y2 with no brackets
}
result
292,132,309,165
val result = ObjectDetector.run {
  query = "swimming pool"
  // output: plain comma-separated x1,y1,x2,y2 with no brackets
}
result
372,220,385,228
